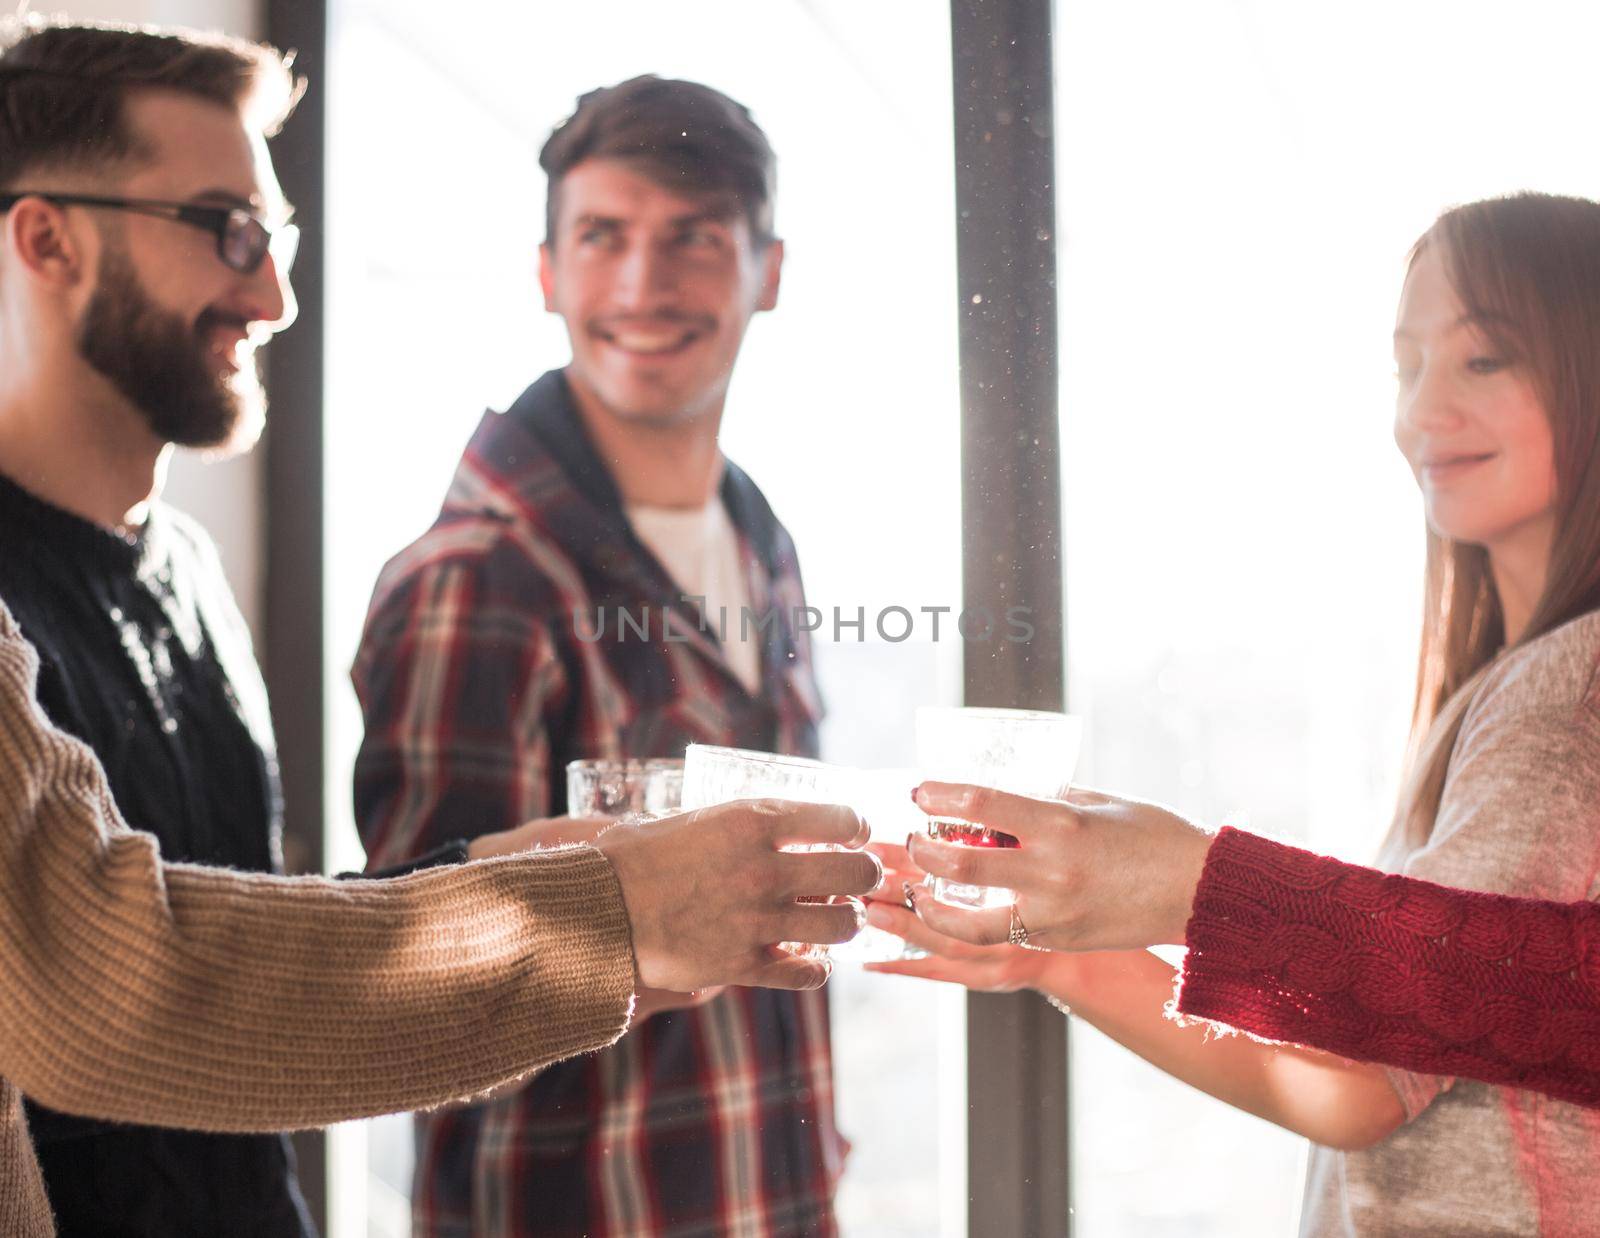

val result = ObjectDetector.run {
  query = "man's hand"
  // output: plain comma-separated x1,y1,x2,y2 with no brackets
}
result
468,815,611,859
632,986,726,1023
595,799,879,993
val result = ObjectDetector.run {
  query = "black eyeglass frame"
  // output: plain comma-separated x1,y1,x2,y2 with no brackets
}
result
0,191,297,275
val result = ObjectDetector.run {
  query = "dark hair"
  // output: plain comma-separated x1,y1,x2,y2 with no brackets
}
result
0,15,302,190
539,75,777,248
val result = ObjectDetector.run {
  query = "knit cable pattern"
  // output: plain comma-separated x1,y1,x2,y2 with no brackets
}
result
1177,826,1600,1109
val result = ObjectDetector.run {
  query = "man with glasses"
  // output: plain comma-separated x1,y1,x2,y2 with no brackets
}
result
0,19,328,1236
0,190,298,278
354,77,844,1237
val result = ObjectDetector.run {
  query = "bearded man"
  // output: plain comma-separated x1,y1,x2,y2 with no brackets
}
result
0,20,327,1236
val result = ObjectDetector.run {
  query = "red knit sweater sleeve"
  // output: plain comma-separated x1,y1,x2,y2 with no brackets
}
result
1175,826,1600,1108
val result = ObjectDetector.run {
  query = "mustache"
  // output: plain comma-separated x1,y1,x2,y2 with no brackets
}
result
196,308,266,347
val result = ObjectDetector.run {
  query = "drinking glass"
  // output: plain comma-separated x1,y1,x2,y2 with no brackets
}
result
843,766,930,964
681,745,844,810
914,706,1083,909
567,758,684,821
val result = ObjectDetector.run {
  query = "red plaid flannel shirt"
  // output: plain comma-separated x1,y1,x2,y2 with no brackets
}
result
352,371,842,1238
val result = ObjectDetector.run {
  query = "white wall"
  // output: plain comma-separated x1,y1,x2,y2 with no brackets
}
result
60,0,268,640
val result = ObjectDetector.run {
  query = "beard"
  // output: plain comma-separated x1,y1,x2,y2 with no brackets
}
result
75,244,266,454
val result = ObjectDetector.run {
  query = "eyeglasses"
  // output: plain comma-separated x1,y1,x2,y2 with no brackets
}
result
0,192,298,275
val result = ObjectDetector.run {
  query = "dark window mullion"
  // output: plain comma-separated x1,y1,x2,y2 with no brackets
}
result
951,1,1070,1234
264,0,330,1229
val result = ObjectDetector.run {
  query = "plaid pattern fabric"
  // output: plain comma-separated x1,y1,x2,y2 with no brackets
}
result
352,370,841,1238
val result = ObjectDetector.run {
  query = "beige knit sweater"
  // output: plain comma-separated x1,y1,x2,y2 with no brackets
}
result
0,600,636,1235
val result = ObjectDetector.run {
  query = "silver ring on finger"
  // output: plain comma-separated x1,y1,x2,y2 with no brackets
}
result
1009,902,1045,951
1008,902,1030,947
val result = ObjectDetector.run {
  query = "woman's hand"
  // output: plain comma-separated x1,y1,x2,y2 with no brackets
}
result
906,781,1215,952
886,792,1408,1152
861,897,1053,993
861,840,1055,992
863,840,920,907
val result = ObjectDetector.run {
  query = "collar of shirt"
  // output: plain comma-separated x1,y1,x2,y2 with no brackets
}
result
450,369,808,697
501,369,787,580
0,468,172,586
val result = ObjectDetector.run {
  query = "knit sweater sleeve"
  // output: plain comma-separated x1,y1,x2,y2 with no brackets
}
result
1176,826,1600,1109
0,602,636,1131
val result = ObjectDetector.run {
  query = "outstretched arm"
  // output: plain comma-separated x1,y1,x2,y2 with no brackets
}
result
0,604,876,1133
867,852,1404,1151
1179,826,1600,1109
0,605,636,1131
895,780,1600,1111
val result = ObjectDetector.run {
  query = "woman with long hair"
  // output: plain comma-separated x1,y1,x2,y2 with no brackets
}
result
873,192,1600,1235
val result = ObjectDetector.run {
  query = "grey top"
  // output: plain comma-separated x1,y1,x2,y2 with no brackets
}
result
1300,608,1600,1237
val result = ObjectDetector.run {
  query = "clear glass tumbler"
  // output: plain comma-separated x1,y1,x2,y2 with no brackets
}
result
914,706,1083,910
681,745,843,810
566,758,684,821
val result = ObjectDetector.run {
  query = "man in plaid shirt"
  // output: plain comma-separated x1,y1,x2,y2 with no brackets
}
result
352,76,845,1236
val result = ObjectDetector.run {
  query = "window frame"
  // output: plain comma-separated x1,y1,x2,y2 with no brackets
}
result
262,0,330,1228
950,1,1071,1235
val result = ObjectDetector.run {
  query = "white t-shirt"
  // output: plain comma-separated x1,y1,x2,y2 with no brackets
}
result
625,497,761,694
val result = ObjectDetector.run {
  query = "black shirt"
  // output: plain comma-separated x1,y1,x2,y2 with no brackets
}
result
0,471,313,1237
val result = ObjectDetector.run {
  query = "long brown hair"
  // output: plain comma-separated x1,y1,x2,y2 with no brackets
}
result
1396,194,1600,847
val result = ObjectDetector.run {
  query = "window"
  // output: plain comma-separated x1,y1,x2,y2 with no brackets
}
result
322,3,963,1232
1056,2,1600,1231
